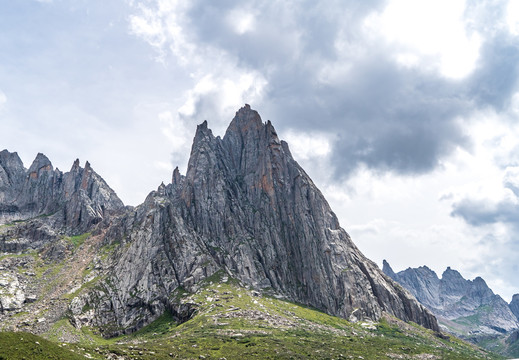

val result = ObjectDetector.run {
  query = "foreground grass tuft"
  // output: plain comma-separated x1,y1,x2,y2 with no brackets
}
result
0,332,85,360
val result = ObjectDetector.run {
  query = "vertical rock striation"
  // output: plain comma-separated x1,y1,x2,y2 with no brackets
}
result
0,106,439,336
79,105,438,335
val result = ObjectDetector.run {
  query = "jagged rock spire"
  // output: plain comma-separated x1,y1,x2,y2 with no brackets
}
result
382,260,397,279
88,105,439,336
0,151,124,231
172,166,181,185
28,153,53,178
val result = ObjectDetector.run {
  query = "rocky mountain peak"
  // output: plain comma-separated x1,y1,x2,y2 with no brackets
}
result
78,106,439,337
224,104,263,138
0,152,124,232
71,158,81,172
27,153,53,178
0,150,24,170
510,294,519,319
383,261,519,340
172,166,182,186
157,182,166,196
193,120,213,143
440,267,469,298
382,259,397,278
0,150,25,189
384,262,441,311
0,107,441,339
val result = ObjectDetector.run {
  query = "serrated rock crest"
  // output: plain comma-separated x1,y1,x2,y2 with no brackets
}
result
78,105,438,335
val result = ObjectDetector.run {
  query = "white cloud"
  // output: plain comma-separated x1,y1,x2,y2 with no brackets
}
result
282,131,332,161
365,0,482,79
226,7,257,35
129,1,267,136
0,90,6,111
158,110,191,173
128,0,193,64
507,0,519,35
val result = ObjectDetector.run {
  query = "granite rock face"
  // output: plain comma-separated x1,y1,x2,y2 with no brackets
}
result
76,105,438,336
383,261,519,336
0,151,124,234
0,272,25,312
510,294,519,319
0,106,439,336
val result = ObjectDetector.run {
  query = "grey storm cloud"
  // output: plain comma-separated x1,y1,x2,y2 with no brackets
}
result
451,168,519,229
468,35,519,111
451,198,519,227
451,195,519,293
148,0,519,178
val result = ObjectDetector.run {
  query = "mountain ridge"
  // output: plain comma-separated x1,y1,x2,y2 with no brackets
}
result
383,259,519,357
1,105,438,339
0,149,124,233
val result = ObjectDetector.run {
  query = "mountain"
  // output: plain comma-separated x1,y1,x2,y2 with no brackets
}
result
5,105,495,358
0,153,124,314
0,150,124,233
383,260,519,357
62,105,436,336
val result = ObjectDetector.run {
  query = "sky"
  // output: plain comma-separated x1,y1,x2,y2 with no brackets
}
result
1,0,519,301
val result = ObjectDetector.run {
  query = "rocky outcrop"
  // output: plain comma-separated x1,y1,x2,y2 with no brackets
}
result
0,272,25,312
510,294,519,320
383,261,519,335
0,151,124,234
383,261,441,311
76,105,438,336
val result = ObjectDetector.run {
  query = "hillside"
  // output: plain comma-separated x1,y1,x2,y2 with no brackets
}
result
1,272,502,359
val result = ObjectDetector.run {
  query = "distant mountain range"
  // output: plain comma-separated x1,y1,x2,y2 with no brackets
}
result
383,260,519,357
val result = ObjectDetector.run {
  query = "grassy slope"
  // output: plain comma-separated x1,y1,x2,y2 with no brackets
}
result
0,332,85,360
0,226,505,359
34,273,503,360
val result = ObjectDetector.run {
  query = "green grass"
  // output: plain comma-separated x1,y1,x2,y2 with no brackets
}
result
65,279,501,360
0,251,37,262
98,239,120,260
66,232,91,248
0,331,85,360
131,310,178,337
2,277,505,360
62,275,101,300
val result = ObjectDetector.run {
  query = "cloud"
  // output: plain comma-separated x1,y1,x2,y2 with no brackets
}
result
451,165,519,228
444,110,519,299
449,111,519,229
0,90,6,111
508,0,519,35
284,131,332,161
128,0,519,180
451,197,519,226
128,0,268,139
365,0,482,79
